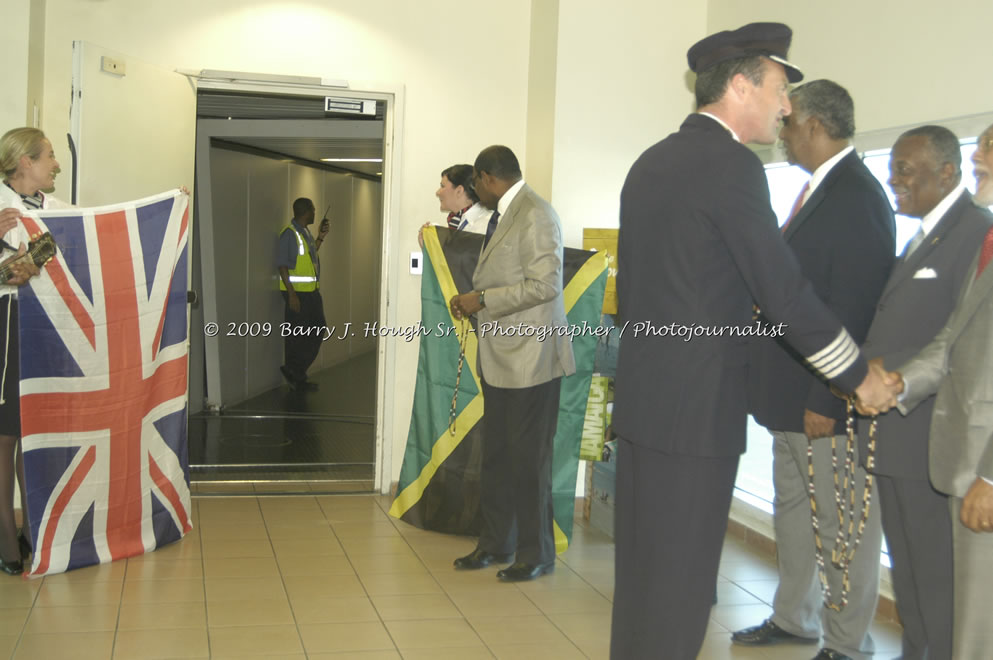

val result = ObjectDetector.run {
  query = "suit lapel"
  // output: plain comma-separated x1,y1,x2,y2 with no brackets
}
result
882,192,971,298
782,151,856,242
477,185,527,265
782,185,822,241
947,251,993,344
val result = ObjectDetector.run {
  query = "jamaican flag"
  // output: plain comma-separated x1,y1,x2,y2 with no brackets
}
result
389,225,607,552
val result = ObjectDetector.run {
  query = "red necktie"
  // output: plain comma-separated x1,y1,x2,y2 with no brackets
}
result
781,181,810,233
975,226,993,279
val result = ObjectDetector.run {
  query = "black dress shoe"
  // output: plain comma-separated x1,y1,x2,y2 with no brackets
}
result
453,549,513,570
812,648,852,660
496,561,554,582
280,365,297,386
0,557,23,576
17,530,31,560
731,618,819,646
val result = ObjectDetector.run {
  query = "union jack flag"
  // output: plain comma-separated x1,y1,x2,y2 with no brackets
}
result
17,190,192,576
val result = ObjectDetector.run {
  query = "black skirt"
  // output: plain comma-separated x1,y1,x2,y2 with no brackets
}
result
0,296,20,436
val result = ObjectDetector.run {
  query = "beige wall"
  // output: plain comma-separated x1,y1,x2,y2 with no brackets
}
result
706,0,993,134
26,0,46,128
549,0,707,247
524,0,559,200
0,0,31,130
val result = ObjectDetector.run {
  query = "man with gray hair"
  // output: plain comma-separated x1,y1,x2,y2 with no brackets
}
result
733,80,895,660
856,125,992,660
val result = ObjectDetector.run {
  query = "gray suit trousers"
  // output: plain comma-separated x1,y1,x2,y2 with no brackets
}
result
770,430,882,660
949,497,993,660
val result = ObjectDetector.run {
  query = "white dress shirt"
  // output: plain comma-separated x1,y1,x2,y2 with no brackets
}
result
458,202,493,234
496,179,527,217
698,112,741,142
916,181,967,241
0,183,69,298
798,145,855,207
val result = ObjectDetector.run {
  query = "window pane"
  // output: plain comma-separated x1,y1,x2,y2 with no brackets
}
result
764,162,808,227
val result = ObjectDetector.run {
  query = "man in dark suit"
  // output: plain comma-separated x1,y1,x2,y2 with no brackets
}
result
611,24,896,660
734,80,895,660
449,145,575,582
857,125,993,660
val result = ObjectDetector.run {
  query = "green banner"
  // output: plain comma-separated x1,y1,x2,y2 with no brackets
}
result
390,226,607,551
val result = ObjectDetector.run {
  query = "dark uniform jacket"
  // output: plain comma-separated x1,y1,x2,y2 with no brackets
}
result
859,191,993,478
614,113,868,457
749,150,896,432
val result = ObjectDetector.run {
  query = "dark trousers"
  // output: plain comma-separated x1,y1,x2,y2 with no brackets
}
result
281,290,326,382
0,298,19,435
610,436,739,660
477,376,561,566
877,474,953,660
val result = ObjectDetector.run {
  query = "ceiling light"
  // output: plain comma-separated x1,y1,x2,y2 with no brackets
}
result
321,158,383,163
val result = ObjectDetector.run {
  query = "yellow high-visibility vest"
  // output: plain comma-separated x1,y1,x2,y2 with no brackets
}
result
279,224,319,292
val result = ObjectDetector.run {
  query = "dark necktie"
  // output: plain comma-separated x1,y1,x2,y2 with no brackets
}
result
482,211,500,249
975,226,993,279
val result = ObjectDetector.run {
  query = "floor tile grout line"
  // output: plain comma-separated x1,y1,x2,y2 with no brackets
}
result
340,493,487,657
6,570,40,660
257,493,310,660
108,543,132,660
514,586,600,658
263,492,403,657
193,497,210,660
379,494,601,658
330,494,411,658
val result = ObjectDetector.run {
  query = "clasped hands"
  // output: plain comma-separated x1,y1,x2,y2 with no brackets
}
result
849,357,904,416
449,292,482,320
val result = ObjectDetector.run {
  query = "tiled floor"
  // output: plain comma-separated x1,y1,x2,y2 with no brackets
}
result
0,495,901,659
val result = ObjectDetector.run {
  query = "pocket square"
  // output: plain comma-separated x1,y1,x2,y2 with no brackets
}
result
913,267,938,279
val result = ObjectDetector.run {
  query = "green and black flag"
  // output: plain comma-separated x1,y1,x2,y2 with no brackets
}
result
389,226,607,552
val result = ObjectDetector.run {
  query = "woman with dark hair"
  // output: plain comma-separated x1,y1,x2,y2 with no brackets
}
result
419,163,493,246
436,163,490,233
0,127,69,575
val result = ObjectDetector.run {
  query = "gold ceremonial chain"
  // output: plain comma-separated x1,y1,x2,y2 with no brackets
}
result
806,398,876,612
448,318,469,436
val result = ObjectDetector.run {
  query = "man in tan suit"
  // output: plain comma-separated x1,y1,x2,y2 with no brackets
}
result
875,124,993,659
449,145,575,581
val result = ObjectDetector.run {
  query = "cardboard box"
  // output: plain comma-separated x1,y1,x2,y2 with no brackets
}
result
590,496,615,538
592,459,617,508
582,228,618,314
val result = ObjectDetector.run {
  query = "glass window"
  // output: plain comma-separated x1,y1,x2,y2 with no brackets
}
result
735,136,983,530
764,161,809,228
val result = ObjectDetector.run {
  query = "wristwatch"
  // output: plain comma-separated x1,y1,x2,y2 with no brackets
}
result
478,290,486,308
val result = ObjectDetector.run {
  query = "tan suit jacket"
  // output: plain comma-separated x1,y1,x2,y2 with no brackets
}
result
899,227,993,496
472,183,575,388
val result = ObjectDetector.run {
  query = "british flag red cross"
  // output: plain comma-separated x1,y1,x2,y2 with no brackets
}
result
16,190,191,576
